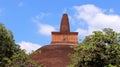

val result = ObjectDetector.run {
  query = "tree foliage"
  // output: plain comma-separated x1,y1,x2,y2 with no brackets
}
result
0,23,17,66
0,23,41,67
69,28,120,67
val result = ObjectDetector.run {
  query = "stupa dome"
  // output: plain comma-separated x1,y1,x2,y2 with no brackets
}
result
30,45,75,67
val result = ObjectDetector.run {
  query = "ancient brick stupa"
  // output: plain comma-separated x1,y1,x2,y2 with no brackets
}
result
30,14,78,67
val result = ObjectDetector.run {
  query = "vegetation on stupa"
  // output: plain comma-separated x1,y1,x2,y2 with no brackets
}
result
0,23,41,67
69,28,120,67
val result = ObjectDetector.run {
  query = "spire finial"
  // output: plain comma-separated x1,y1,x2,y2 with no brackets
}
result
60,14,70,33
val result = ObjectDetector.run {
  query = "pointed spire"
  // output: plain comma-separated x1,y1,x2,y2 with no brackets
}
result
60,14,70,33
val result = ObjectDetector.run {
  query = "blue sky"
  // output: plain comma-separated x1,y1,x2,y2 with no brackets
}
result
0,0,120,53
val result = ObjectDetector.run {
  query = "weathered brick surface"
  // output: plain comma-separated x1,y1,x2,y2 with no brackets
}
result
30,45,75,67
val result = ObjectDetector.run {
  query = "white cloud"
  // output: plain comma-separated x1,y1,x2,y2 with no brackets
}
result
18,41,41,54
73,4,120,36
32,13,56,36
38,23,56,36
75,28,87,36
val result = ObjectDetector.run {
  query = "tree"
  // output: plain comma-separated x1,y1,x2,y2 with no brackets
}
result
0,23,18,66
69,28,120,67
8,49,42,67
0,23,41,67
